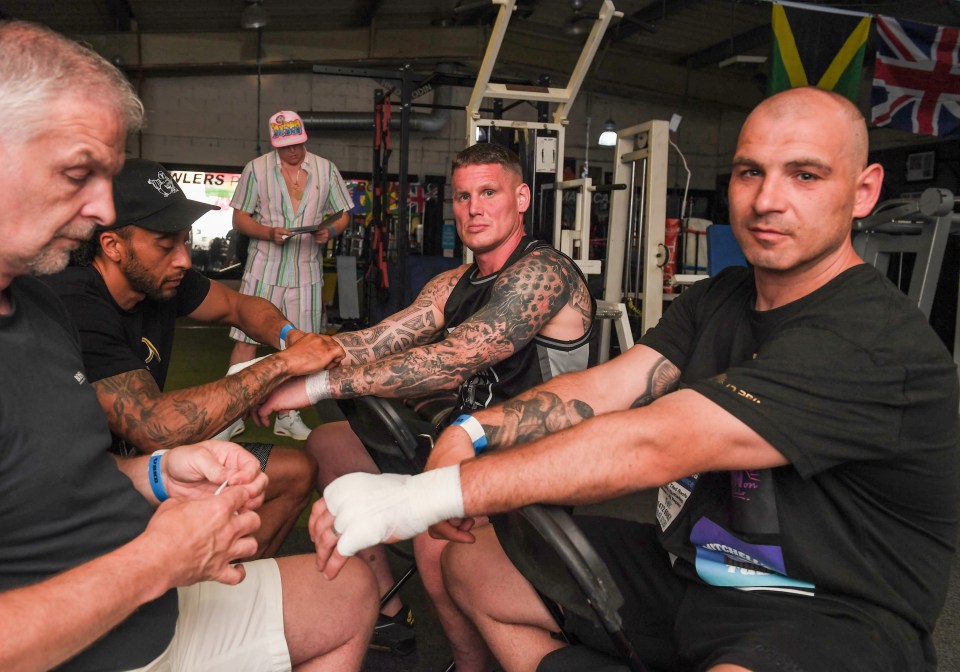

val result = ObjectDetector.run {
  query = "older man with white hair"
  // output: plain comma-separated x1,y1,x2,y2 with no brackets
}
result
0,20,376,672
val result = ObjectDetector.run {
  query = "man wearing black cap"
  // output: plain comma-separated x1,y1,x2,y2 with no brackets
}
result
44,158,343,558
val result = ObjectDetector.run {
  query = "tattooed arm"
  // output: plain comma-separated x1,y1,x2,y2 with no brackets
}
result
92,333,341,451
325,247,592,399
329,266,465,366
426,343,681,471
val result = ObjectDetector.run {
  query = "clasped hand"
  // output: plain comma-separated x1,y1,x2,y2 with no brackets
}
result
310,468,465,579
142,440,267,587
163,439,267,508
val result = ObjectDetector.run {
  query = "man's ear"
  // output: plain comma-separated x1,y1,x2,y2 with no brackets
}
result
852,163,884,219
516,183,531,214
97,230,125,263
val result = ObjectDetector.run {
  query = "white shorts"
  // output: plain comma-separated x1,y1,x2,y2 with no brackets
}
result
230,279,324,344
128,559,290,672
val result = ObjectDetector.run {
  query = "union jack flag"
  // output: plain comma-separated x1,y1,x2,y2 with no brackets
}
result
871,15,960,137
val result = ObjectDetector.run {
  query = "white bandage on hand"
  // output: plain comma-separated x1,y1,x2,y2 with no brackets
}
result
226,355,270,376
324,466,465,557
304,370,331,404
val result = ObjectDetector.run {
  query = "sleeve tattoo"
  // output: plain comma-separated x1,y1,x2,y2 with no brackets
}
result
93,363,287,450
328,249,592,400
484,355,680,448
332,269,461,365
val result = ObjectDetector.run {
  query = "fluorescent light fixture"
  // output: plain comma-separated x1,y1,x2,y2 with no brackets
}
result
598,119,617,146
718,54,767,69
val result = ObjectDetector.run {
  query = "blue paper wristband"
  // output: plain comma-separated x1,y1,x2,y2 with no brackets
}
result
327,223,337,239
148,452,169,502
451,414,488,455
279,323,295,349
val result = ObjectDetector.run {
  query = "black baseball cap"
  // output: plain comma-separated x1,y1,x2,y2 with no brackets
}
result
102,158,219,232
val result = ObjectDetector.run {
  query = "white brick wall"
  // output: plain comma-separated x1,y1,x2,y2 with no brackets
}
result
129,72,744,193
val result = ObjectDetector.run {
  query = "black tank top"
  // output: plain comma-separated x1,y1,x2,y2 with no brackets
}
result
444,237,595,414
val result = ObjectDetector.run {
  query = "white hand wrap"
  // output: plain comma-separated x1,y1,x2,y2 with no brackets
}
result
324,466,465,557
226,355,269,376
304,370,331,404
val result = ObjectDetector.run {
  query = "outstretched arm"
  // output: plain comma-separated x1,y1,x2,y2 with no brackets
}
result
93,333,341,451
330,265,463,366
254,249,590,419
187,280,324,353
312,387,787,578
326,248,591,399
425,342,681,471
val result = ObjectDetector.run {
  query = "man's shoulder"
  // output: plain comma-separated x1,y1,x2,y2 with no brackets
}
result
503,241,586,286
42,265,113,308
245,152,275,173
14,273,72,317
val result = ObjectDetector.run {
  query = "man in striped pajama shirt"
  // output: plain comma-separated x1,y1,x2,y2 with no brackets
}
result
228,110,353,440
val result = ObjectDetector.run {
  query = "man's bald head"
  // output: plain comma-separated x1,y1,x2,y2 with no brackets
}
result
742,87,869,170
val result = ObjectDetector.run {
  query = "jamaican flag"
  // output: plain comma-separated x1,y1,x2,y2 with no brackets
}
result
768,2,872,102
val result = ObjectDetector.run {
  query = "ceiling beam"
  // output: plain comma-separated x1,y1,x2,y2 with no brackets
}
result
352,0,384,28
605,0,706,44
108,0,134,32
684,24,770,69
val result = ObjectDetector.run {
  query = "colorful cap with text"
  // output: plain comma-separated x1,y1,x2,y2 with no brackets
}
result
269,110,308,148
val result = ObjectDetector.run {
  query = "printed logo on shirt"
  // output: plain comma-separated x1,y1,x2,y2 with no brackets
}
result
141,337,161,365
711,372,761,404
74,371,86,385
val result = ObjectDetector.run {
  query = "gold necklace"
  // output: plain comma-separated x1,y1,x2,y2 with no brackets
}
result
283,166,303,198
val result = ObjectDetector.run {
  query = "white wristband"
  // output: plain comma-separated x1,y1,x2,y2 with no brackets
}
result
305,370,331,404
226,355,269,376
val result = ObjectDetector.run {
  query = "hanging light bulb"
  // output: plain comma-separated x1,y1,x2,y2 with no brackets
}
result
598,119,617,146
241,0,269,30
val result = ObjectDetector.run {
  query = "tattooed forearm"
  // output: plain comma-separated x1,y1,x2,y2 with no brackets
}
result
326,249,594,401
93,357,296,451
629,356,680,408
333,268,461,365
485,391,595,448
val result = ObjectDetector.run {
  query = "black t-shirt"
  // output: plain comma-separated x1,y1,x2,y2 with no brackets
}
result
43,267,210,453
0,276,177,670
641,264,959,637
445,237,595,414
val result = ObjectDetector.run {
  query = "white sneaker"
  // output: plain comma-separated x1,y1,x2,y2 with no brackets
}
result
274,410,311,441
211,418,246,441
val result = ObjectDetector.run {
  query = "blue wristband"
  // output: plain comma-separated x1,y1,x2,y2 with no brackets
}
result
148,451,169,502
279,323,295,347
451,414,488,455
326,223,337,239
